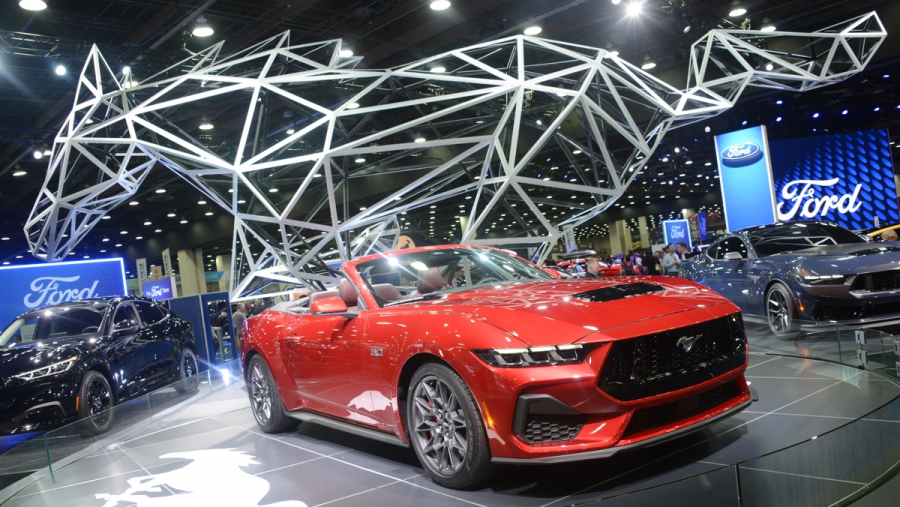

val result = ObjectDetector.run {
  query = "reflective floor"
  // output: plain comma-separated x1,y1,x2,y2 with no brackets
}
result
4,352,899,507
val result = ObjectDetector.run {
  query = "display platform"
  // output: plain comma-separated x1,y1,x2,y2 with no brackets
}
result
3,349,898,507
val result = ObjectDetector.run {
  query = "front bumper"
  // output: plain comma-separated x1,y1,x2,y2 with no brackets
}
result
799,292,900,329
0,376,78,435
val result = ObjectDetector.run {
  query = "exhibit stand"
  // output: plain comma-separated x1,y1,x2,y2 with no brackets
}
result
165,291,236,369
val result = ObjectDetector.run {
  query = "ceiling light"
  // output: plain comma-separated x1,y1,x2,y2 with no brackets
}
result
180,219,188,224
120,231,128,235
430,0,451,10
198,122,213,130
346,102,360,109
612,0,621,4
54,65,66,76
776,116,782,122
765,63,774,71
430,66,446,73
339,49,353,57
135,236,143,240
198,200,207,205
13,170,27,176
524,26,542,36
205,211,214,216
842,109,849,115
641,62,656,70
168,213,176,217
761,25,776,32
286,129,295,135
269,188,278,193
155,188,166,193
143,220,152,225
193,16,214,37
414,137,426,143
122,66,130,74
626,2,642,16
155,229,162,233
729,8,747,18
238,199,246,204
19,0,46,11
33,150,43,159
355,158,366,163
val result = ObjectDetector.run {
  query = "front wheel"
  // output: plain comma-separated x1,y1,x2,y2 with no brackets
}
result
408,363,493,489
247,356,294,433
766,283,800,336
78,370,114,434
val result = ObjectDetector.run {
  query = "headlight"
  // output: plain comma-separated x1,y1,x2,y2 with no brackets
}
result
473,344,590,367
793,266,847,285
14,356,78,381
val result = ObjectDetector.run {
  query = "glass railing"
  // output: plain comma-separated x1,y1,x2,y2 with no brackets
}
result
745,321,900,381
0,359,241,504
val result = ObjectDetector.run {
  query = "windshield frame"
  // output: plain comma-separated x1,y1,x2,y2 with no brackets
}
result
346,246,553,308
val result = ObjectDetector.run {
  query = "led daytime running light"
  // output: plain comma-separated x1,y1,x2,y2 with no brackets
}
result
474,344,588,367
14,356,78,381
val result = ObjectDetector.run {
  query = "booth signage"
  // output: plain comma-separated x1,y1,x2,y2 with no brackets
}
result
142,277,177,301
768,129,899,230
663,219,692,248
714,126,778,232
697,212,708,241
0,258,127,325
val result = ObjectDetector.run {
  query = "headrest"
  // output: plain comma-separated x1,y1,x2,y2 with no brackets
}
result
338,278,358,307
372,283,402,302
417,267,444,294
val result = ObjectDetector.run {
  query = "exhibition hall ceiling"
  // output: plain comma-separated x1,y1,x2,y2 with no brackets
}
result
1,0,899,270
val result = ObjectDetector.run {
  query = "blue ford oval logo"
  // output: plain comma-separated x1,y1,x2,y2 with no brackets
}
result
720,142,763,167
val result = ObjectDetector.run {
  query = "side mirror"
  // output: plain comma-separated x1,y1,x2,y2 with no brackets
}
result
113,321,138,335
310,296,348,314
723,252,744,261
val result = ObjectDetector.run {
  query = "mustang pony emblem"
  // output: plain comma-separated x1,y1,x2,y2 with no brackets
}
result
677,335,700,352
95,449,307,507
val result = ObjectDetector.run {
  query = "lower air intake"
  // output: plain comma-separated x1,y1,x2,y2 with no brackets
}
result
523,415,587,444
622,381,743,438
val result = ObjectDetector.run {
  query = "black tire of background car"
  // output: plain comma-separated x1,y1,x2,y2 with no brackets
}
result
174,348,201,394
408,363,493,489
766,282,801,336
78,370,114,434
247,356,294,433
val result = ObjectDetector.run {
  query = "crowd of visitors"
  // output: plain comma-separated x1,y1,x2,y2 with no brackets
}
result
551,242,694,277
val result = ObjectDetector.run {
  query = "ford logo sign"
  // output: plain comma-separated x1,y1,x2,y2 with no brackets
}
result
720,142,763,167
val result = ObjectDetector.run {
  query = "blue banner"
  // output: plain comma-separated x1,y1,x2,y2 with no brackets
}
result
663,219,692,248
715,126,777,232
142,277,176,301
769,129,898,230
698,212,708,241
205,271,225,282
0,258,127,326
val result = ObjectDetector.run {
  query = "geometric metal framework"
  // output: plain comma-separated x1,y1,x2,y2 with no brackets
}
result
25,12,885,300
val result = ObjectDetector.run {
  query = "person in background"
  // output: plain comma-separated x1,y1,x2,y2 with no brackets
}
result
613,253,624,265
621,254,638,276
631,250,644,274
232,303,247,343
585,258,601,278
882,229,898,242
663,244,682,276
572,261,584,274
644,249,659,275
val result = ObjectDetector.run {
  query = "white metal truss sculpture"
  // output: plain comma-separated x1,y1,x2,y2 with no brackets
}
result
25,12,885,300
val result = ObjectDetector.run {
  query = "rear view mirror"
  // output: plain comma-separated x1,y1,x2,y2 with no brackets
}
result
310,296,348,314
723,252,744,261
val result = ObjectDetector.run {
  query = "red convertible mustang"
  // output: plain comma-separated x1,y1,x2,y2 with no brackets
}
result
241,245,751,488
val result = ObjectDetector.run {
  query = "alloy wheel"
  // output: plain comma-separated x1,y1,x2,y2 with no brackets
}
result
767,288,791,334
183,353,197,378
250,364,272,425
411,375,468,475
87,377,112,426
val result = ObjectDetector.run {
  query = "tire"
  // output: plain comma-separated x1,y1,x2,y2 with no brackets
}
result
174,348,200,394
78,370,114,434
247,356,294,433
407,363,493,489
766,283,800,336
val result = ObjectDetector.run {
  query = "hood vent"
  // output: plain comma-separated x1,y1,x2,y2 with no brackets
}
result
571,283,665,303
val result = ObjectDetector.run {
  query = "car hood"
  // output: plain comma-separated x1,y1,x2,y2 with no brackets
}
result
397,276,732,347
769,242,900,274
0,337,90,379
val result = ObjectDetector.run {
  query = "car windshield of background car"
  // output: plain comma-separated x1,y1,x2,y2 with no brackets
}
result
354,247,552,305
749,223,866,257
0,305,108,347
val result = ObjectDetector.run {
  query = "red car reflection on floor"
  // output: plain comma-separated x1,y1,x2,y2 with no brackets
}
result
241,245,751,488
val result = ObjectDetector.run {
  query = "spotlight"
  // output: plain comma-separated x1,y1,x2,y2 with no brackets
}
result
430,0,451,10
883,74,891,79
874,107,881,112
765,63,774,71
626,2,642,17
813,113,819,118
729,8,747,18
346,102,360,109
13,171,27,176
19,0,46,11
641,62,656,70
742,120,747,125
776,100,783,105
524,26,542,36
761,25,777,32
612,0,621,4
193,16,214,37
286,129,295,135
355,158,366,163
430,66,446,73
199,122,213,130
842,110,848,115
704,126,711,133
414,137,426,143
776,116,782,122
33,150,43,159
43,148,52,156
122,66,131,74
339,49,353,57
54,65,66,75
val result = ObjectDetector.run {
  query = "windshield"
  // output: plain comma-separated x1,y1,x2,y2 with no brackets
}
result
747,222,867,257
353,247,553,306
0,304,109,348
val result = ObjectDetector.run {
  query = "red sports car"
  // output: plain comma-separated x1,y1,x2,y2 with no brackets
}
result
241,245,751,488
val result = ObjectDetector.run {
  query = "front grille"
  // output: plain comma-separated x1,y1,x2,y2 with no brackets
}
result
523,414,588,444
851,270,900,293
598,314,746,401
622,381,743,438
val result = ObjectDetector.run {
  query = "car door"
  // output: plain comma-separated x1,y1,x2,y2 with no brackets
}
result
132,301,176,390
709,237,753,312
102,302,146,400
284,306,373,425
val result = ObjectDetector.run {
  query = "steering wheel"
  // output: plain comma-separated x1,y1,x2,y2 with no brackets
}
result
478,277,503,285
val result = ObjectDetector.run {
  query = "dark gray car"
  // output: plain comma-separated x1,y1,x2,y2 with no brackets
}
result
682,221,900,335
